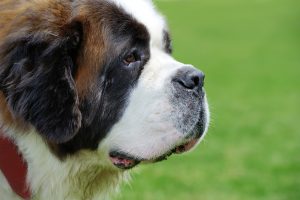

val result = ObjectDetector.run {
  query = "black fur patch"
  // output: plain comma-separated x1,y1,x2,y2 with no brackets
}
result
0,25,83,144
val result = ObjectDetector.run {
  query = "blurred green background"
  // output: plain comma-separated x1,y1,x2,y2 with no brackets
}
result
116,0,300,199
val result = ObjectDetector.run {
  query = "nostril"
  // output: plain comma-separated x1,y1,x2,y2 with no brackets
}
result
192,76,200,88
173,68,205,90
177,78,196,90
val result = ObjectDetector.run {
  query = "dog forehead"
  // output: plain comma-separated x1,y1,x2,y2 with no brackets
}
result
108,0,166,48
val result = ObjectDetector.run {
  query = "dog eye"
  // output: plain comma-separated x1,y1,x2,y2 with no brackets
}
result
123,52,139,65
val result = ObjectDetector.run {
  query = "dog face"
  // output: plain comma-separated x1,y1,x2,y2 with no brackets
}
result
0,0,209,170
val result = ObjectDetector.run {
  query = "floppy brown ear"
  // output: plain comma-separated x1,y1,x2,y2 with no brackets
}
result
0,22,83,143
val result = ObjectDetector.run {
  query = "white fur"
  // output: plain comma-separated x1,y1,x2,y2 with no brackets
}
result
109,0,167,49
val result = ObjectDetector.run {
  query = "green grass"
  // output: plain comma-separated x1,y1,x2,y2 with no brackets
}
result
116,0,300,199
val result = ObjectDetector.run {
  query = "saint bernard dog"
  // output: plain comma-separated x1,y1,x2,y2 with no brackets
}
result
0,0,210,199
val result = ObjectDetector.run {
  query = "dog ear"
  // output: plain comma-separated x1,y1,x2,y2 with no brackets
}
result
0,22,83,143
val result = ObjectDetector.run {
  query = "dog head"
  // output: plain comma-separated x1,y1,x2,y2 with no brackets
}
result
0,0,209,169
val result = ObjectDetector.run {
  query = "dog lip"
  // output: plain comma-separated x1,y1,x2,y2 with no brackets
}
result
109,152,141,170
109,111,207,170
109,137,200,170
173,138,198,154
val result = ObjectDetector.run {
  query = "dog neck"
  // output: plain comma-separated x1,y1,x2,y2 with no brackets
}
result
1,129,128,200
0,92,128,199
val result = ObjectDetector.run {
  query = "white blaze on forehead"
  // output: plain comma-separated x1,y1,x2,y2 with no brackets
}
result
108,0,166,49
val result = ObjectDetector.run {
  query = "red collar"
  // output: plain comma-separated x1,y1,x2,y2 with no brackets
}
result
0,133,31,199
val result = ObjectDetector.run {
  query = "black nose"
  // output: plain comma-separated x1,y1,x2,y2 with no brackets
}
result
173,67,205,90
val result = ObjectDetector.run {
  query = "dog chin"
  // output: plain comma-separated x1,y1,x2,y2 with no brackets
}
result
108,116,208,170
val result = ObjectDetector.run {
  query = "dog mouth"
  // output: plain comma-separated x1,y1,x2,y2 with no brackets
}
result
109,98,208,170
109,138,199,170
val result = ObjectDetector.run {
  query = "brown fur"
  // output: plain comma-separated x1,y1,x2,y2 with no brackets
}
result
0,0,111,126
